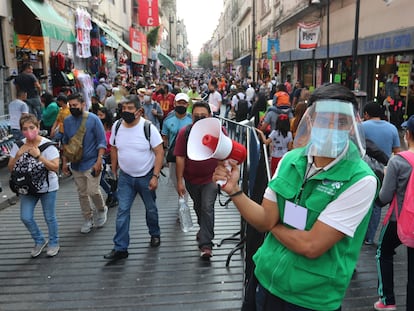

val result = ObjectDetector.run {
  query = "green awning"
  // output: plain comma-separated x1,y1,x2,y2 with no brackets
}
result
92,18,142,64
22,0,75,42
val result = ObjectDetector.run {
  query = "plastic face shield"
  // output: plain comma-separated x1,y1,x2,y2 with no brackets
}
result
293,100,366,159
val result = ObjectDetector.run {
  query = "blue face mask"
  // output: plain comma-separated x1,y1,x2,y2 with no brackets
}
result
310,127,349,158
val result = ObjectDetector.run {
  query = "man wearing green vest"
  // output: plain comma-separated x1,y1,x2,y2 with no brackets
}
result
213,83,378,310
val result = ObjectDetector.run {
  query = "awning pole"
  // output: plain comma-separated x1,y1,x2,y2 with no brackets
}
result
21,23,40,49
55,40,65,53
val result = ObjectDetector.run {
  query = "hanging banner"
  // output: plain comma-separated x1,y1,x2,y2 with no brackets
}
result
130,28,148,65
297,22,320,50
138,0,159,27
256,35,262,59
267,38,280,60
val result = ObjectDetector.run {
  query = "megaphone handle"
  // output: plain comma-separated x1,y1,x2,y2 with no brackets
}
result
215,162,232,187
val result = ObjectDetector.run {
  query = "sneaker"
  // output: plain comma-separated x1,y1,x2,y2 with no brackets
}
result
47,245,60,257
31,240,48,258
96,206,108,228
150,236,161,247
374,299,397,310
200,246,213,258
80,219,93,234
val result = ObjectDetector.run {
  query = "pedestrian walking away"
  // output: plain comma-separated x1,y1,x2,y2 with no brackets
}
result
8,114,60,257
213,83,378,311
104,94,164,261
373,115,414,311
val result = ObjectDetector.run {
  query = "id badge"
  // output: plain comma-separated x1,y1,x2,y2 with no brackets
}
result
283,200,308,230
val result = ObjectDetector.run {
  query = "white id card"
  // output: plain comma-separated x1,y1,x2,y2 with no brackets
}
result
283,200,308,230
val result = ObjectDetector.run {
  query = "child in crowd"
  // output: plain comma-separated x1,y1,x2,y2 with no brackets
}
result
257,113,293,176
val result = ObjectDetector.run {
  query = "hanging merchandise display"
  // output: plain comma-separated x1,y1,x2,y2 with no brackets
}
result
75,8,92,59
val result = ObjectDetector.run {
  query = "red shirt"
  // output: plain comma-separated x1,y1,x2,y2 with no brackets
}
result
174,124,218,185
154,93,175,119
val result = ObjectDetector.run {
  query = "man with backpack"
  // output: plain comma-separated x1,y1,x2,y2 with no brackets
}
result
104,94,164,260
141,88,163,131
231,86,249,122
373,115,414,311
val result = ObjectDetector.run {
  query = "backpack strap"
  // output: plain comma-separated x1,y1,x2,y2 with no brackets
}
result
383,151,414,225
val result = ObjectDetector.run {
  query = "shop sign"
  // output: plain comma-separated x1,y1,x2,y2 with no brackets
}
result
297,22,320,50
398,62,411,87
138,0,159,27
129,28,148,65
267,38,280,60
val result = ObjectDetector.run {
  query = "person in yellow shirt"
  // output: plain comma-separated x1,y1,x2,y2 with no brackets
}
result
50,94,70,143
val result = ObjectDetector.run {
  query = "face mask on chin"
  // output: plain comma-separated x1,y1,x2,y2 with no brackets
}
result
121,111,136,123
309,127,349,158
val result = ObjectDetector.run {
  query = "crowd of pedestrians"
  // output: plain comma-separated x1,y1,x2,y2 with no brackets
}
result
6,64,414,310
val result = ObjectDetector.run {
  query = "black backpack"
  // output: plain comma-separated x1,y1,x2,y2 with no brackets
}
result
9,142,56,196
235,94,249,122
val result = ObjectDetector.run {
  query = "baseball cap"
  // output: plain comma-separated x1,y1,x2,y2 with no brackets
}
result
99,78,105,83
402,115,414,132
137,88,146,95
175,93,189,103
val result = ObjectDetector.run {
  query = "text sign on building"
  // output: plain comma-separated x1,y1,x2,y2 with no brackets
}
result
139,0,159,26
130,28,148,65
297,22,320,50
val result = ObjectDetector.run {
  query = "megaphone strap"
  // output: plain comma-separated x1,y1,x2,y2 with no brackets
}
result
217,185,244,207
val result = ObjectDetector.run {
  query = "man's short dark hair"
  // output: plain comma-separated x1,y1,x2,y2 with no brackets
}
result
308,83,358,111
121,94,142,109
363,102,383,118
67,93,84,103
21,63,32,72
192,101,211,114
56,93,67,103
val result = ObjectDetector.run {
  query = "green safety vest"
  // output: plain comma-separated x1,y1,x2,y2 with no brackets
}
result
253,144,377,310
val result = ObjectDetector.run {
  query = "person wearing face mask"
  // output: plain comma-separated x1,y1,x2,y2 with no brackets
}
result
187,84,200,114
8,114,60,257
213,83,379,310
161,93,193,212
175,102,219,258
142,89,163,131
104,95,164,260
61,93,108,234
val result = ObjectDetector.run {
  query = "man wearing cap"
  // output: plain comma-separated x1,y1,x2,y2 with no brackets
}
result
362,102,400,245
104,94,164,260
142,88,163,131
213,84,378,310
96,78,107,103
161,93,193,208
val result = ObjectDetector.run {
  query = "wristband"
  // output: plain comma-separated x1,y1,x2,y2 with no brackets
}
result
152,174,160,179
229,190,243,198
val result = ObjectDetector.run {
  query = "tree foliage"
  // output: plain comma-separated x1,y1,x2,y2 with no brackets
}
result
198,52,213,69
147,26,160,47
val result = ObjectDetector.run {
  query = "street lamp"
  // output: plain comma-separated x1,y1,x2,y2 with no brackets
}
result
169,15,174,57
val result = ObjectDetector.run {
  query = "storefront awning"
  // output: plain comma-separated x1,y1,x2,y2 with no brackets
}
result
234,54,251,66
21,0,75,42
92,18,142,64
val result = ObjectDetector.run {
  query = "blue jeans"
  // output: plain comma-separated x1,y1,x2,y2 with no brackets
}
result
113,170,160,251
20,191,59,247
365,204,381,242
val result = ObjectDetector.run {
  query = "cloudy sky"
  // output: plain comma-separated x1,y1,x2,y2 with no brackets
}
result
176,0,223,57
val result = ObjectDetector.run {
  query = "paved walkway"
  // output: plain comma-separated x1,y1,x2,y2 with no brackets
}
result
0,165,407,310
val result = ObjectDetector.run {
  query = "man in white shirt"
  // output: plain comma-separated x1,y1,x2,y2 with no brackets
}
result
104,95,164,260
9,90,29,141
207,80,222,116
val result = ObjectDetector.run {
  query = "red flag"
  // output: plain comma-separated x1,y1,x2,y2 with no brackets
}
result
139,0,159,27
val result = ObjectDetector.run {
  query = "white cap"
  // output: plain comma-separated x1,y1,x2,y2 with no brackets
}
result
99,78,105,83
175,93,189,103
